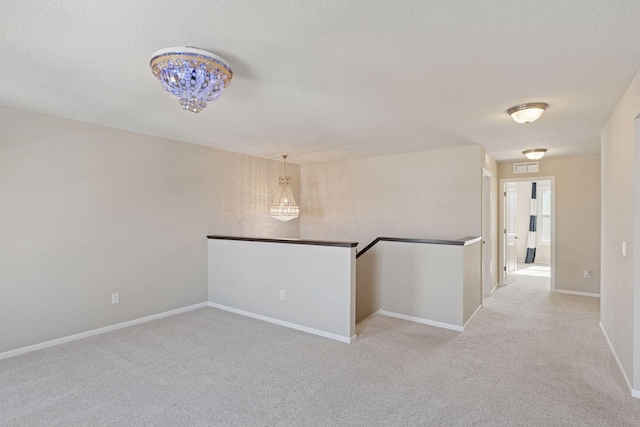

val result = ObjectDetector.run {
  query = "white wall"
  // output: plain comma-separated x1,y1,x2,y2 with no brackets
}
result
499,156,601,295
0,106,300,354
208,238,356,342
300,145,482,250
600,70,639,393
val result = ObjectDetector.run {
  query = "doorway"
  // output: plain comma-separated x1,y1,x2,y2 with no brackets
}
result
499,177,555,292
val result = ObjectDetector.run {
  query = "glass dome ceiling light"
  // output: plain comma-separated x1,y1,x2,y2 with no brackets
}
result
271,155,300,222
507,102,548,124
523,148,547,160
150,47,233,113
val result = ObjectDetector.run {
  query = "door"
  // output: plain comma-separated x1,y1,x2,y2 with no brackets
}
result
482,173,492,296
503,182,517,285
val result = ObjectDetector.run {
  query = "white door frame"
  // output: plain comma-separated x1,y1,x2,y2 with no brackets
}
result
499,176,556,292
481,168,494,297
503,182,518,285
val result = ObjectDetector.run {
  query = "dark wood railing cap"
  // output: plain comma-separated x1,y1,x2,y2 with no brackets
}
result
356,236,482,258
207,235,357,248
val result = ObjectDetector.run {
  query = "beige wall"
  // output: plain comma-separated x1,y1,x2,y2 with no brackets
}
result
300,145,482,250
355,240,481,329
600,71,639,391
498,155,601,295
0,106,300,354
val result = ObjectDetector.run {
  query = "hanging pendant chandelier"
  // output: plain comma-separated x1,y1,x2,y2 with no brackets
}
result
150,47,233,113
270,155,300,221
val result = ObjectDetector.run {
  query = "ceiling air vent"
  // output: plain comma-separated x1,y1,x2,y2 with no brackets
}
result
514,162,539,174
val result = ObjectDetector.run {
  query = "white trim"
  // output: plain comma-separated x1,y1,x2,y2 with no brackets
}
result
491,283,499,294
554,289,600,298
481,172,493,298
380,310,463,332
206,302,353,344
0,302,208,360
360,307,480,331
599,322,635,397
356,309,383,326
538,185,552,245
463,305,482,329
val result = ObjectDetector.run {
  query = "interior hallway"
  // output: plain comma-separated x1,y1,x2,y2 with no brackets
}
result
1,275,638,426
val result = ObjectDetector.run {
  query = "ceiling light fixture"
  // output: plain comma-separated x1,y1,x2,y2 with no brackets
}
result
270,155,300,222
150,47,233,113
523,148,547,160
507,103,548,124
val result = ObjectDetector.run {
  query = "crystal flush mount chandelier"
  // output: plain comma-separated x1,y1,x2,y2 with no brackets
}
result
270,155,300,222
150,47,233,113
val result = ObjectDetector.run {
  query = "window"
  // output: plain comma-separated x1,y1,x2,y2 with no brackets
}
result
538,187,551,244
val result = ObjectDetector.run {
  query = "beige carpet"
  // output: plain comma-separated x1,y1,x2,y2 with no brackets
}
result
2,275,640,426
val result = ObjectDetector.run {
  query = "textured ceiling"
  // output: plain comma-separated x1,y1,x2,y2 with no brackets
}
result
3,1,640,163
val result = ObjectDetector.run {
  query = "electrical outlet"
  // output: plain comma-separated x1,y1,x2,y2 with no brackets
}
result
111,293,120,304
583,269,591,279
280,290,285,300
622,241,627,257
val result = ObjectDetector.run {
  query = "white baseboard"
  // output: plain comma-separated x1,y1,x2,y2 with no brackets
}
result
380,310,463,332
599,322,638,399
356,309,383,326
0,302,208,360
358,308,477,332
206,302,353,344
554,289,600,298
491,283,499,294
463,305,482,329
